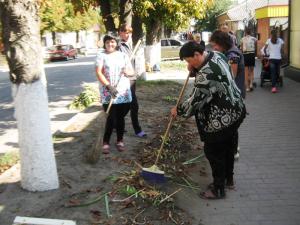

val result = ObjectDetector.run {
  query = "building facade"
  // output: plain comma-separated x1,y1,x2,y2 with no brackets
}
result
284,0,300,81
255,4,289,57
217,0,289,47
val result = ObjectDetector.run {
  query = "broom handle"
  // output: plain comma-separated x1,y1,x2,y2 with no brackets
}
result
154,73,190,165
105,39,143,115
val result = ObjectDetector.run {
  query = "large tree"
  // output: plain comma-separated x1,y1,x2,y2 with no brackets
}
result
40,0,68,44
119,0,133,26
98,0,118,32
134,0,214,45
195,0,234,32
0,0,59,191
132,0,214,69
40,0,101,44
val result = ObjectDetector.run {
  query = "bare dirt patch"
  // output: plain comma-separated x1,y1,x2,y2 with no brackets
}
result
0,80,208,225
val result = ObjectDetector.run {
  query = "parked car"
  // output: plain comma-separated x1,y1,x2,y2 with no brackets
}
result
161,38,183,59
48,44,77,61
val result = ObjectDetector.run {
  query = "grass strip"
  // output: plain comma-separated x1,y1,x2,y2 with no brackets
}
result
105,193,112,218
65,192,108,208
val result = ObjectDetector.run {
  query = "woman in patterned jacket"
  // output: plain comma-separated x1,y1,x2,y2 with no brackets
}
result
171,41,246,199
210,30,246,160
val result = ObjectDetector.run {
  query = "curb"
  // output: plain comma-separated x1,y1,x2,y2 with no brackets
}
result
0,162,20,182
0,105,102,181
0,67,9,73
53,104,101,135
143,70,188,81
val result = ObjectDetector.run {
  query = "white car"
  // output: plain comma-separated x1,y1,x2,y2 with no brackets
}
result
161,38,184,59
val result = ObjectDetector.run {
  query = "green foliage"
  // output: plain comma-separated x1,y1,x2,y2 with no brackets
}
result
68,0,98,12
52,134,66,142
40,0,68,33
64,6,101,32
195,0,234,32
40,0,102,34
0,151,19,173
133,0,214,32
120,185,138,196
162,95,178,103
69,84,99,110
105,175,119,182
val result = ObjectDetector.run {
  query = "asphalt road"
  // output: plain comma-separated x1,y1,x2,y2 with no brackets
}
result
0,55,97,121
0,55,98,153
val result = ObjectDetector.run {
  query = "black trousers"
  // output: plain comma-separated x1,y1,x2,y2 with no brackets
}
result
130,80,142,134
233,132,239,155
103,103,130,143
269,59,281,87
204,131,237,189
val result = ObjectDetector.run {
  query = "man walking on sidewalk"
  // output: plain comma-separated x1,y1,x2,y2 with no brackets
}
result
119,24,146,138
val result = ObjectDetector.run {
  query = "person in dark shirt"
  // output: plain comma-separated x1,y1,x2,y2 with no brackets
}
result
210,30,246,161
210,30,245,98
221,24,238,47
171,41,246,199
118,24,147,138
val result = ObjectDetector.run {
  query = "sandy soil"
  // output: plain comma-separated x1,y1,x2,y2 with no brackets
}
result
0,80,210,225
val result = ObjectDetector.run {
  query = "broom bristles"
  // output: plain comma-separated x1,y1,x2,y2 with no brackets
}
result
141,165,166,183
86,111,107,164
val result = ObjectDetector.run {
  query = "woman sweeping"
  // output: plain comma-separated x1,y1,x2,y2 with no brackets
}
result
171,41,246,199
95,34,134,154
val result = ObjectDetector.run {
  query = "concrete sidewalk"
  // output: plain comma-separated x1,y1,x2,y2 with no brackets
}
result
0,98,81,154
177,69,300,224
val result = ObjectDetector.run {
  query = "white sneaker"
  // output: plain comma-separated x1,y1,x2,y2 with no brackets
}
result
234,146,240,160
234,152,240,160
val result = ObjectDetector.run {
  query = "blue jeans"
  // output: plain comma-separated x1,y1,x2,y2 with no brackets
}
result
269,59,281,87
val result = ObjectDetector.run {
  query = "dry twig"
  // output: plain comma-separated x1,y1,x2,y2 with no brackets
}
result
159,188,182,205
112,189,145,202
133,209,146,225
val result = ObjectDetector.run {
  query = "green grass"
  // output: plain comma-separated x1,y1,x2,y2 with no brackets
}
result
162,95,178,102
160,60,186,71
52,134,67,142
0,151,19,173
69,83,99,110
120,185,138,196
137,79,179,87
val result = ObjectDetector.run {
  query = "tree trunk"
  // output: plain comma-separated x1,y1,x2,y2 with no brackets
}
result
119,0,132,27
164,27,172,38
146,19,161,45
99,0,116,32
0,0,59,191
76,30,79,43
132,14,143,46
145,19,162,71
52,31,56,45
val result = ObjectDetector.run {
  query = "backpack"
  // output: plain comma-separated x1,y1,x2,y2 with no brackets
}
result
242,36,256,53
